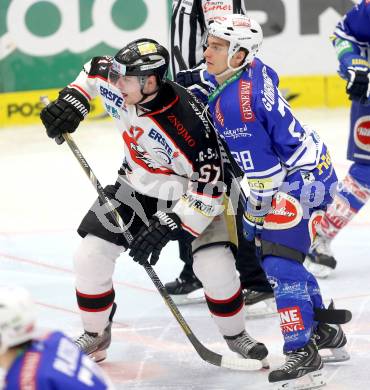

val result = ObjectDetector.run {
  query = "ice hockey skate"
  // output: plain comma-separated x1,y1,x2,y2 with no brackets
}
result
224,330,269,368
313,300,351,362
243,289,277,317
165,275,205,305
269,339,325,390
304,233,337,278
315,321,349,363
74,303,116,363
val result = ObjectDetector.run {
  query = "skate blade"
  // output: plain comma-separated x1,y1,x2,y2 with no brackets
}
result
245,298,277,318
320,347,350,363
304,259,333,279
170,289,205,306
90,349,107,363
272,368,325,390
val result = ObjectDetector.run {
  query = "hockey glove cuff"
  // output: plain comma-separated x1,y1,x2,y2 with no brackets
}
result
40,87,90,142
129,211,195,266
346,61,370,103
242,212,265,242
242,198,270,242
176,66,216,103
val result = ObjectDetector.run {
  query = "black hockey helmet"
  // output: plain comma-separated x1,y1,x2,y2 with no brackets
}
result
109,38,169,85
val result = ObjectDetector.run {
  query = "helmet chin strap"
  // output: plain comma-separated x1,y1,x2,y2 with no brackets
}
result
215,67,234,80
215,55,248,80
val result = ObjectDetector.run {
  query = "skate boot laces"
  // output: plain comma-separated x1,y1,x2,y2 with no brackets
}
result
280,350,308,372
75,331,104,354
228,331,258,354
74,326,111,363
224,330,269,365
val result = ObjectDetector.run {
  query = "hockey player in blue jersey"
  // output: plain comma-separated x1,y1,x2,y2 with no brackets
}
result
167,0,274,314
0,285,113,390
190,14,352,389
305,0,370,278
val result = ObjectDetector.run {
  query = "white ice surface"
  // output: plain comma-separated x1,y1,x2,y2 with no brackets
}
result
1,108,369,389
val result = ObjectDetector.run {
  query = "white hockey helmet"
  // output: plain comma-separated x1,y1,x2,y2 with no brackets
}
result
0,286,36,354
207,14,263,71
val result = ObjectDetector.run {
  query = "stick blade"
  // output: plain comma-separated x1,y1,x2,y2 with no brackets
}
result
221,355,263,371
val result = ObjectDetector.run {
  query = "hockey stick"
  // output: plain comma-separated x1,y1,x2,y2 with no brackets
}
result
174,45,187,71
40,96,263,371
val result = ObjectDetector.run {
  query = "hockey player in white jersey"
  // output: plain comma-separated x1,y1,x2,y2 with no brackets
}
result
40,38,268,367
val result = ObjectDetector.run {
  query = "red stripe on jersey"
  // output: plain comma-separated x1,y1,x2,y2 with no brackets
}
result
205,287,243,304
145,95,179,116
181,222,200,237
76,288,114,299
88,74,108,82
20,351,41,390
69,83,92,100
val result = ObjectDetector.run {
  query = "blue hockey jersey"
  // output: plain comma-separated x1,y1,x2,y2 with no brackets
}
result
332,0,370,164
207,58,325,210
333,0,370,78
4,332,112,389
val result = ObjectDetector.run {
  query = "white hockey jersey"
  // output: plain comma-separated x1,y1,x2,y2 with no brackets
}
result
67,56,225,238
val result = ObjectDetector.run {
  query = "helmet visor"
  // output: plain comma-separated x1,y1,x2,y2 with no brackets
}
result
108,59,128,88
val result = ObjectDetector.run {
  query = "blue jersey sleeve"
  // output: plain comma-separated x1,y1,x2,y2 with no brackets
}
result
250,63,322,205
255,66,310,165
208,60,323,212
4,332,111,390
332,0,370,78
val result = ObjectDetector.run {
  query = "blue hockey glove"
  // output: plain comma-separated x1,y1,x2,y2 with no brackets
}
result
242,198,270,243
176,66,216,103
242,212,265,242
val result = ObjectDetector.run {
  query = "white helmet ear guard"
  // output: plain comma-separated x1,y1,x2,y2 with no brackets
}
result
0,285,36,354
207,14,263,72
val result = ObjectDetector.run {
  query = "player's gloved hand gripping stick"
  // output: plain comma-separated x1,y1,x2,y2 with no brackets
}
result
39,95,264,372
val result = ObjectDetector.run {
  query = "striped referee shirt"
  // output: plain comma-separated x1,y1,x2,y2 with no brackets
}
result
170,0,247,76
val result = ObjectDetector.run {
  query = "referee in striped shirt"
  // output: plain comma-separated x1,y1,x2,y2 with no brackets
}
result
170,0,247,76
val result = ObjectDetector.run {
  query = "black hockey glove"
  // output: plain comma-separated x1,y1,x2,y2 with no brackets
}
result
40,87,90,143
346,66,370,103
129,211,195,266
